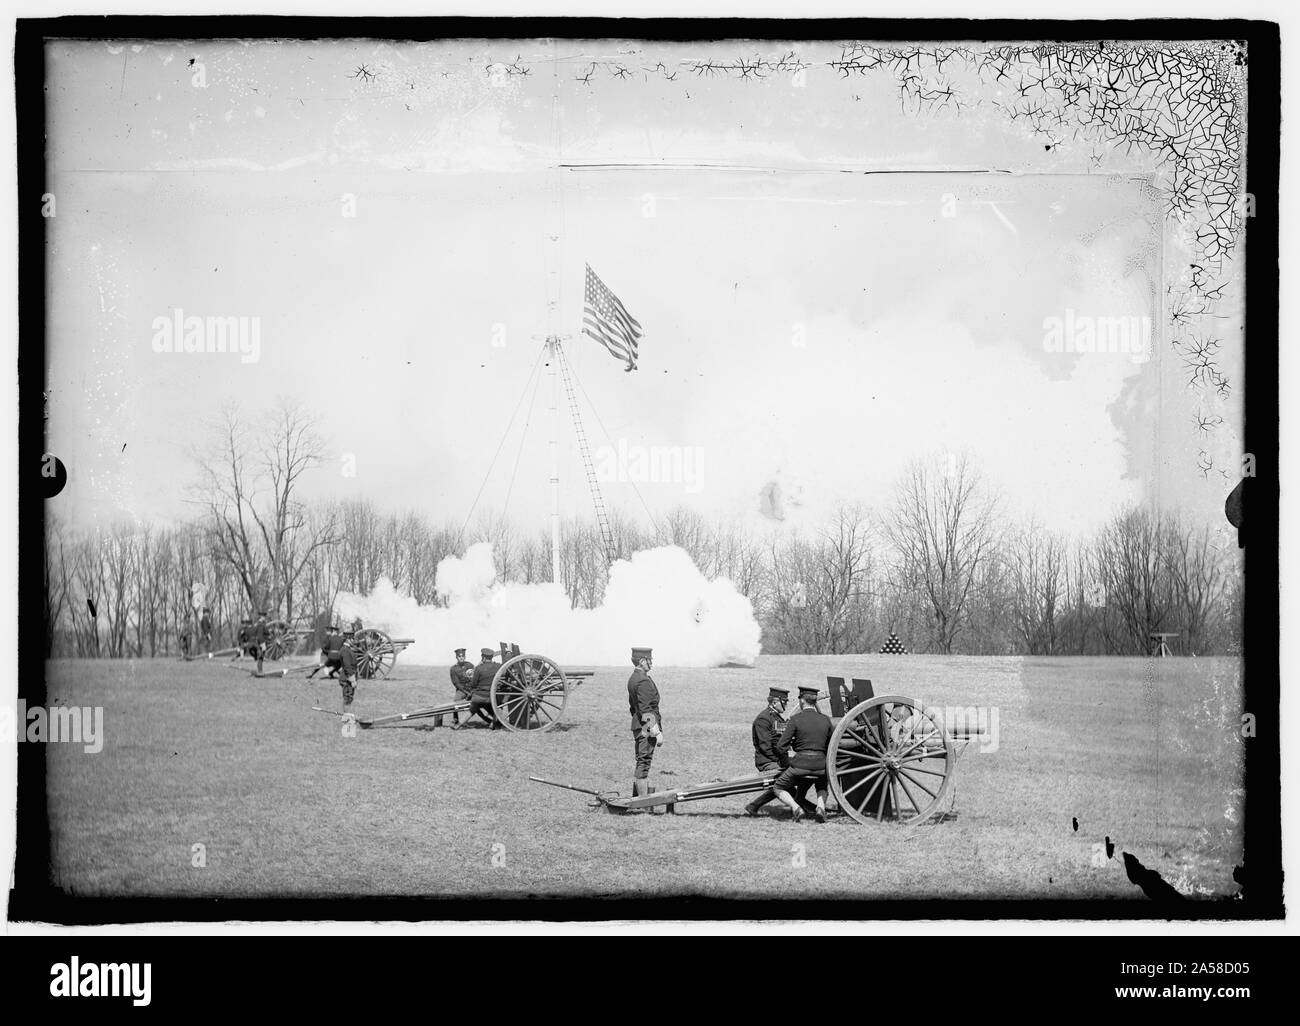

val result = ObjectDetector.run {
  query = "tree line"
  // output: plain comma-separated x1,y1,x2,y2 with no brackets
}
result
42,405,1242,659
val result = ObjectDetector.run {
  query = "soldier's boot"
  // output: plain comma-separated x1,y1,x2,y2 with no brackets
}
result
630,778,650,813
744,788,779,817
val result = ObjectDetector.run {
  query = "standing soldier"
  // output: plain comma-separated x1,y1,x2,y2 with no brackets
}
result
179,620,194,660
235,617,253,660
199,607,213,653
438,647,474,728
250,610,270,675
456,647,501,730
627,647,664,800
308,624,342,680
770,685,833,823
337,630,358,707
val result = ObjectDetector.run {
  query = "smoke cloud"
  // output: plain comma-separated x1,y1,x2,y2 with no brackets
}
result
334,543,762,668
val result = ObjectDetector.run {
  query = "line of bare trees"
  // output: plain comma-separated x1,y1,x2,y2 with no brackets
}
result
42,409,1243,659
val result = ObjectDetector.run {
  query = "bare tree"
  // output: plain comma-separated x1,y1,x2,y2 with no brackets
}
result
192,399,339,620
1092,505,1175,654
882,452,1000,653
1007,518,1067,654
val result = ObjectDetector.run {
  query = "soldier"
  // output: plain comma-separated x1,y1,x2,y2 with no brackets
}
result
455,647,501,730
250,610,270,674
308,624,342,680
179,620,194,660
437,647,474,728
770,685,833,823
235,617,253,660
744,686,798,817
627,646,664,799
199,607,213,652
350,616,364,634
337,630,358,707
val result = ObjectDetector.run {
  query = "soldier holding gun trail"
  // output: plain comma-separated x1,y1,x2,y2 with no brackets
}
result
437,647,474,728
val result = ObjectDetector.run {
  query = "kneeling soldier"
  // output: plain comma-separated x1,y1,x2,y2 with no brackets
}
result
456,647,501,729
770,685,833,823
438,647,473,728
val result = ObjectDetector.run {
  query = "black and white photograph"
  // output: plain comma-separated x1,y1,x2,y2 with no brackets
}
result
6,8,1287,944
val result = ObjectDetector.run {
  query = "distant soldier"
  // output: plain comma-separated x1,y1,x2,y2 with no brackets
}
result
770,685,833,823
350,617,364,634
250,610,270,674
179,621,194,660
309,625,344,680
744,686,809,818
235,618,253,660
455,647,501,730
437,647,474,728
627,647,663,799
199,607,213,652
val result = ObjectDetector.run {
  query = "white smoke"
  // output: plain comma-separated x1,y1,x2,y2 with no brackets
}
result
334,542,762,668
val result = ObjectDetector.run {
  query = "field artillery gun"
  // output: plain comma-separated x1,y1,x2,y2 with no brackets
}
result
350,628,416,679
357,642,594,733
533,676,986,825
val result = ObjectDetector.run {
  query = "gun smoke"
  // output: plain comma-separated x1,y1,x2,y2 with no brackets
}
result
335,543,762,667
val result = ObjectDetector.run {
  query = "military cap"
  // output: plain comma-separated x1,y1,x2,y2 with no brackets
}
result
481,646,496,658
240,617,252,624
767,687,790,699
631,647,653,660
455,647,466,656
258,610,268,617
328,624,339,632
797,685,820,699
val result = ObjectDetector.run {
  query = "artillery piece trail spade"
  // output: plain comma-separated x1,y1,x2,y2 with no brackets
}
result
532,677,986,826
353,642,594,733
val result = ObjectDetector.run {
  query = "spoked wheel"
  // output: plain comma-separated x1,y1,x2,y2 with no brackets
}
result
265,620,291,661
828,695,954,826
491,654,569,732
352,628,395,680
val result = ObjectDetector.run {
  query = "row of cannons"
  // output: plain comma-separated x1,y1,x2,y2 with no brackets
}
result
199,623,415,680
205,629,983,825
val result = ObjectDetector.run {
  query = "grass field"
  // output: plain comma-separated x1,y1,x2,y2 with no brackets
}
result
39,653,1246,905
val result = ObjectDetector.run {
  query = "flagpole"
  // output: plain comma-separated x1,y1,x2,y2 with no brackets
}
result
548,336,562,586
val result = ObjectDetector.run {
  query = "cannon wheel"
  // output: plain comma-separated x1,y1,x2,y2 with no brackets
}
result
353,628,396,680
264,620,291,661
828,695,954,826
491,654,569,732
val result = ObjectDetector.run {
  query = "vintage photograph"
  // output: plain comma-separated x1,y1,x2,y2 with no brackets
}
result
15,18,1280,920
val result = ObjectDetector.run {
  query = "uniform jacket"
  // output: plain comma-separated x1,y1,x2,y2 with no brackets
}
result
449,659,474,694
470,659,498,699
777,708,833,770
752,707,789,770
250,620,268,647
627,668,661,732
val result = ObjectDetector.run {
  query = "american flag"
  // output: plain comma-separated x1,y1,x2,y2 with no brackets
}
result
582,263,643,372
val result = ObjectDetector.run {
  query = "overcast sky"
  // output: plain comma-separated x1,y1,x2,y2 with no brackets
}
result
45,37,1245,541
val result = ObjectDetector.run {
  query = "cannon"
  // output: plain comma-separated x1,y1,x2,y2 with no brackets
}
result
532,676,985,825
357,642,594,733
350,628,415,679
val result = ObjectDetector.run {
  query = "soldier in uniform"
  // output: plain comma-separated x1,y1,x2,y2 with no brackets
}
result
199,607,213,652
627,647,664,799
235,617,253,660
308,624,342,679
179,620,194,660
250,610,270,674
437,647,474,728
455,647,501,730
337,630,358,707
770,685,833,823
744,686,798,817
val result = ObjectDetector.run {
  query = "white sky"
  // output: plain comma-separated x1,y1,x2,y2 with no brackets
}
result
44,37,1245,539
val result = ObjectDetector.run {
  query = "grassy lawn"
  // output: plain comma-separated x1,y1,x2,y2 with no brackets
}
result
39,653,1245,903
